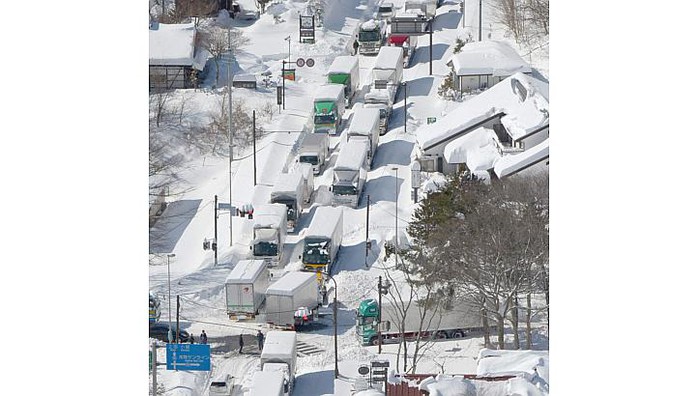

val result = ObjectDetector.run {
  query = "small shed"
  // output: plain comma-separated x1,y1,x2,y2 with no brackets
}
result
232,74,257,89
149,23,209,91
447,41,531,94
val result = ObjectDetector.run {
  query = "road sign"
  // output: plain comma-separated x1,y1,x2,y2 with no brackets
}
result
358,365,370,375
283,69,296,81
166,343,211,371
411,161,421,188
296,58,306,67
427,117,436,124
306,58,315,67
277,86,283,105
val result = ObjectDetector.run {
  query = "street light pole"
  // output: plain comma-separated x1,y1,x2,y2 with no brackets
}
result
166,253,175,342
285,35,291,64
227,28,234,246
393,167,399,270
322,272,339,379
402,82,407,134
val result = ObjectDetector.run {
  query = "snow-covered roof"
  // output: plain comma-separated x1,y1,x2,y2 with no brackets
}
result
306,206,342,239
374,46,404,70
266,271,316,295
361,20,379,30
335,139,369,170
261,331,296,359
448,41,531,76
225,259,266,284
233,74,257,82
149,23,208,70
328,55,358,75
252,203,287,228
476,349,549,385
314,84,345,102
250,370,285,394
443,126,501,171
416,73,549,151
348,108,380,135
271,172,303,196
494,139,549,178
418,375,477,395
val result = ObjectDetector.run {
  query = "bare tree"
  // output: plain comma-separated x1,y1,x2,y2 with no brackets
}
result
199,25,250,87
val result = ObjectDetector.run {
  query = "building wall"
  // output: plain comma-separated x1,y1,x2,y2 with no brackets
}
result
519,126,548,151
149,65,197,91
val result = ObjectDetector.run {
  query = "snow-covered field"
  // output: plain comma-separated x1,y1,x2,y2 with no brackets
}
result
10,1,698,396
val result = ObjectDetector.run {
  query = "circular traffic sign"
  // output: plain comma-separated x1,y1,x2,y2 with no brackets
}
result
296,58,305,67
306,58,315,68
358,365,370,375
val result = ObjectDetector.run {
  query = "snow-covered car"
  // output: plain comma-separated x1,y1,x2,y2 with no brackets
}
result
377,2,396,20
209,373,234,396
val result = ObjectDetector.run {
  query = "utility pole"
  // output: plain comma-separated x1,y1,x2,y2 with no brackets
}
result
403,83,407,134
176,295,180,344
281,60,286,110
394,167,399,270
377,276,383,354
479,0,483,41
462,0,465,28
214,194,218,266
167,253,174,342
365,195,370,268
227,28,234,247
429,19,433,75
253,110,257,186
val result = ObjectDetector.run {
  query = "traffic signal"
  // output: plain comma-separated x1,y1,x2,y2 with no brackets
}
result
203,240,211,250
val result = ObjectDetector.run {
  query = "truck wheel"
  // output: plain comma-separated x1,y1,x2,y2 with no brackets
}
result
435,331,447,339
450,331,464,339
370,336,380,346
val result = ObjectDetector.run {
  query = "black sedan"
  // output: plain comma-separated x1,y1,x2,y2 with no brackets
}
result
149,322,190,343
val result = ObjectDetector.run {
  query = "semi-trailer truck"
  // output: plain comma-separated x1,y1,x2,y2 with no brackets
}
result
301,206,343,274
270,172,305,232
251,203,288,265
224,259,269,319
265,271,320,329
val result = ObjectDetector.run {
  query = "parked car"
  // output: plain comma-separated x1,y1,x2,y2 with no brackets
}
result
149,322,190,343
209,373,234,396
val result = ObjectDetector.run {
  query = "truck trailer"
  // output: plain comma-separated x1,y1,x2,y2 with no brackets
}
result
265,272,319,329
355,298,485,346
347,107,381,165
372,46,404,96
301,206,343,273
364,89,393,135
331,138,370,208
251,203,288,266
260,330,297,394
248,370,286,396
224,259,269,319
327,55,360,106
298,133,330,175
313,84,346,134
270,172,305,232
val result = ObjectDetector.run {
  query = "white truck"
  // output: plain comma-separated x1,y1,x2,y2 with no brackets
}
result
332,138,370,208
293,163,314,204
270,172,305,232
313,84,346,135
297,133,330,175
259,331,297,395
248,369,286,396
327,55,360,106
225,259,269,320
357,19,387,55
301,206,343,274
265,271,319,329
251,203,288,266
347,107,381,166
372,46,404,95
404,0,437,18
364,88,393,135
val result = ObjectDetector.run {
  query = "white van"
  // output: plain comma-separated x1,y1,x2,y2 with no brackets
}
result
209,373,233,396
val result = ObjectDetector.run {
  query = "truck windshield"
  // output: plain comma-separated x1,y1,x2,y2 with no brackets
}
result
253,242,278,257
333,185,358,196
303,240,330,264
379,6,393,13
359,30,380,42
314,113,336,125
359,316,376,326
273,199,297,221
300,155,319,165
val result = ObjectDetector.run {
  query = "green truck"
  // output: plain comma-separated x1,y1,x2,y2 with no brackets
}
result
327,55,360,106
356,298,485,346
313,84,346,134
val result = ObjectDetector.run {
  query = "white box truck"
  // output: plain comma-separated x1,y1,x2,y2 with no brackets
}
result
371,46,404,97
327,55,360,106
364,88,393,135
265,272,319,329
295,163,314,204
248,370,286,396
332,138,370,208
297,133,330,175
270,173,304,232
313,84,346,135
347,107,381,165
260,330,297,394
301,206,344,273
251,203,288,266
225,259,269,320
404,0,437,18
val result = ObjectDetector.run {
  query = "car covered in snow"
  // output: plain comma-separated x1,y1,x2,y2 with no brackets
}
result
209,373,234,396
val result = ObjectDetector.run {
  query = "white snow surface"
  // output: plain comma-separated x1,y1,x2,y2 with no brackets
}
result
443,126,500,171
314,84,346,102
449,40,532,76
335,139,369,170
494,138,549,178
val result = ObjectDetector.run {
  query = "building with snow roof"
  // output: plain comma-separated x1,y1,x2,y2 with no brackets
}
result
149,22,209,91
446,40,532,94
413,72,548,177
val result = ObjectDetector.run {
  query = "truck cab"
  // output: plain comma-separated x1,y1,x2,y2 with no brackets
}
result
356,298,381,346
358,19,387,55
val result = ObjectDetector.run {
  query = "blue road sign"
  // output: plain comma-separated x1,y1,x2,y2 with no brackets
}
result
166,343,211,371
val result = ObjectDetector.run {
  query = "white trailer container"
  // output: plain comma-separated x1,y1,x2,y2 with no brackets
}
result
265,272,319,329
251,203,288,265
347,107,381,165
298,133,330,175
313,84,346,134
404,0,436,18
302,206,344,273
270,173,304,232
372,46,404,99
332,139,370,208
364,88,394,135
292,162,314,204
327,56,360,106
261,331,297,390
224,259,269,319
248,370,285,396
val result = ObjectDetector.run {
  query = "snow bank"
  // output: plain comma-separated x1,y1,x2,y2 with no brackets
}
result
418,375,477,396
449,41,532,77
